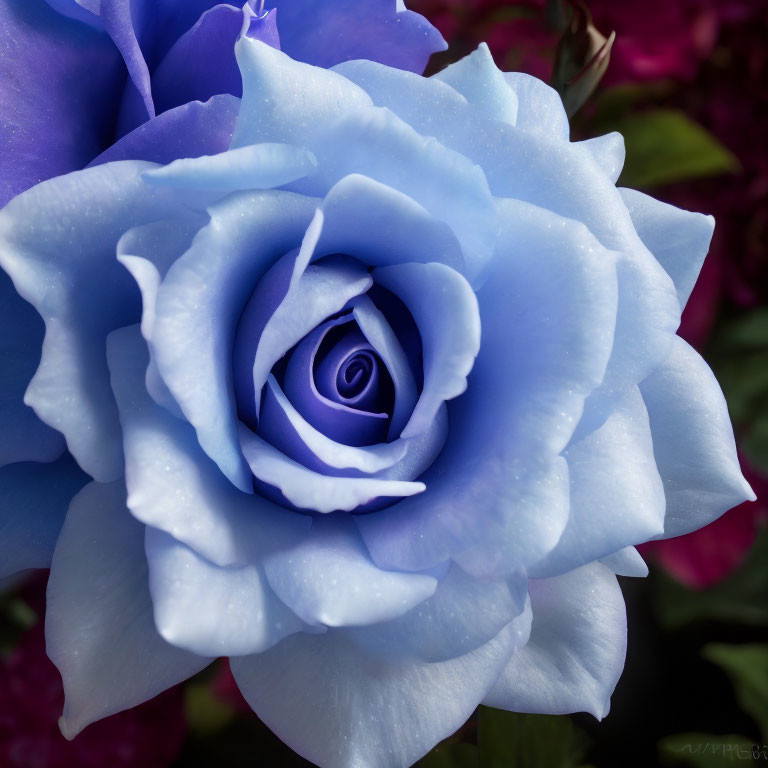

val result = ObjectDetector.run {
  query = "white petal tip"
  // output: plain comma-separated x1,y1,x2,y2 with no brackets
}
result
58,715,80,742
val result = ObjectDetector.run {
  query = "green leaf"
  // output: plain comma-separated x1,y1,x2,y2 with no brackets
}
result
184,680,236,735
615,109,739,189
654,525,768,629
477,707,589,768
703,643,768,740
418,743,480,768
659,733,759,767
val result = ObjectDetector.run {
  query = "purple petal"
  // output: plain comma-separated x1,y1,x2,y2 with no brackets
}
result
89,93,239,168
0,0,123,207
281,317,389,448
265,0,446,74
151,4,245,116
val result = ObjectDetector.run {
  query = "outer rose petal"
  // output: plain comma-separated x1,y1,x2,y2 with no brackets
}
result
0,0,123,208
0,161,189,481
484,562,626,720
46,480,210,739
530,388,665,578
231,621,519,768
620,187,715,310
640,337,755,538
145,526,308,657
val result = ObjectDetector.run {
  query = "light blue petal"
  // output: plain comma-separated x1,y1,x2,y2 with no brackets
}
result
348,563,528,664
600,546,648,577
351,294,418,439
46,480,210,739
334,57,679,394
0,271,65,466
578,132,625,183
434,43,517,125
315,174,464,273
0,161,187,480
240,212,372,420
639,336,755,538
231,621,520,768
150,189,317,491
530,388,665,578
484,562,626,720
359,201,618,577
0,454,88,578
232,37,372,149
107,324,310,568
145,526,308,657
116,214,207,418
621,187,715,310
502,72,570,140
239,425,426,513
372,262,480,439
295,105,496,281
264,514,438,628
142,143,318,191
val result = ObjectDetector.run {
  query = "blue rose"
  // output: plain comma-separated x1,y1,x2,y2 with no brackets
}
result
0,36,754,768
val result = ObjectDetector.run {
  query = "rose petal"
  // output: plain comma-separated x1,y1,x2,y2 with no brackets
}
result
620,187,715,310
238,424,426,514
267,0,445,73
46,480,210,740
434,43,518,125
577,132,625,183
145,526,308,657
90,94,239,168
150,189,317,491
107,324,309,568
0,0,123,208
600,546,649,577
360,201,618,577
372,262,480,439
351,295,418,440
348,563,528,664
230,621,519,768
640,336,755,538
264,514,439,628
530,387,665,578
315,174,464,274
142,143,317,191
484,562,626,720
0,161,187,481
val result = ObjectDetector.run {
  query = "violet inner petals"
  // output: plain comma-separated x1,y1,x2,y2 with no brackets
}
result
229,245,456,513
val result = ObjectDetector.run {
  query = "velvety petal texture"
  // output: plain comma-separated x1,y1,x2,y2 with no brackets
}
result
0,16,753,768
46,481,210,739
484,563,626,720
